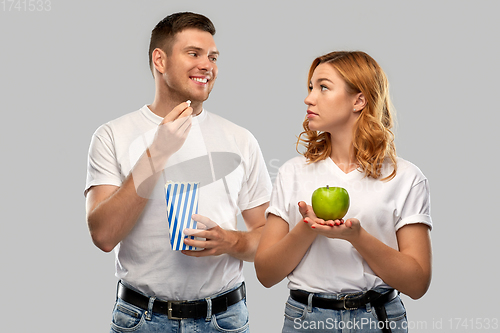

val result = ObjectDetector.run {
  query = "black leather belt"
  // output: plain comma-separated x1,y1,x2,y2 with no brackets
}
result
117,282,245,320
290,289,398,333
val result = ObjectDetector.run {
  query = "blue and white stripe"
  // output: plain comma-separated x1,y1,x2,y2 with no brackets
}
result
165,182,199,251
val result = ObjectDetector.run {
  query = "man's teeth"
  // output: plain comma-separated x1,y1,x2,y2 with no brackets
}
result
191,77,208,83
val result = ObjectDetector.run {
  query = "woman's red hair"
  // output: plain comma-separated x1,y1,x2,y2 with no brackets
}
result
297,51,397,180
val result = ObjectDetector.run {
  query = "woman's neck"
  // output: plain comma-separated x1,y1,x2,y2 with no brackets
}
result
329,133,358,174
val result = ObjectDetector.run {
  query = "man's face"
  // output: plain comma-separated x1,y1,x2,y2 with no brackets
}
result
162,28,219,103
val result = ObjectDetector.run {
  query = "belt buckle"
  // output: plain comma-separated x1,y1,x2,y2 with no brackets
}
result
167,301,185,320
342,294,358,310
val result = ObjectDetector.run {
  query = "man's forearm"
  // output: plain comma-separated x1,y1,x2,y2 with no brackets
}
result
87,146,169,252
227,226,264,262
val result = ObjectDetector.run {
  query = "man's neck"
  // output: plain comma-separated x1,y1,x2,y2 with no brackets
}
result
149,96,203,118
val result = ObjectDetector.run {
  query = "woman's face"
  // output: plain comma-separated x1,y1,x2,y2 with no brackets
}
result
304,63,360,133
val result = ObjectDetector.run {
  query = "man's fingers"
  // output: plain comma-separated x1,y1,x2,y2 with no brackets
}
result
183,228,200,236
182,249,210,257
178,113,192,135
162,102,193,124
192,214,218,229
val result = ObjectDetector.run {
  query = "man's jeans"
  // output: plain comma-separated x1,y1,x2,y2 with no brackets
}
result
110,283,249,333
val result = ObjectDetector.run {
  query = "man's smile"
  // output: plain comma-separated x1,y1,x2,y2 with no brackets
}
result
190,76,209,84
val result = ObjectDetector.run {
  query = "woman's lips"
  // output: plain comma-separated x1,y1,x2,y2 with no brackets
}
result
307,110,318,118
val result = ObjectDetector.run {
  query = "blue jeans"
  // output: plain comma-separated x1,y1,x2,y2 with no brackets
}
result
109,283,249,333
282,289,407,333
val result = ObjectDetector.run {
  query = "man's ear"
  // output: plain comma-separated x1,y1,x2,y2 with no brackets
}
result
353,92,367,112
152,48,167,75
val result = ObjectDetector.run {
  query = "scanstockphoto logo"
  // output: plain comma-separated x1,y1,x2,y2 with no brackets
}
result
293,317,402,331
293,317,499,331
134,151,243,201
129,126,243,202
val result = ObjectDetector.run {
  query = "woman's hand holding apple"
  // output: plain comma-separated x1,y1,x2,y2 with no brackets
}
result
305,217,362,242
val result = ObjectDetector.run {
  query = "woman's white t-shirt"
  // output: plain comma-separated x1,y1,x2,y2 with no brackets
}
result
266,156,432,294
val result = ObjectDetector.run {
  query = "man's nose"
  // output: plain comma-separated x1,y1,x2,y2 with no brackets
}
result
197,56,214,72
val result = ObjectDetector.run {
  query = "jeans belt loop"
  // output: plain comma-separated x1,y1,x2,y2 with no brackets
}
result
146,296,155,321
205,297,213,321
306,293,314,312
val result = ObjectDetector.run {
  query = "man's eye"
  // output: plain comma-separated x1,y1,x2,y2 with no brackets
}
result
210,56,218,62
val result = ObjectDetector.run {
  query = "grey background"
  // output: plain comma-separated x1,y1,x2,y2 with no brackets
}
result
1,0,499,332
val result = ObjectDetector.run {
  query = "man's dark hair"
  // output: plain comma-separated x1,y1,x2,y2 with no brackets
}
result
148,12,216,74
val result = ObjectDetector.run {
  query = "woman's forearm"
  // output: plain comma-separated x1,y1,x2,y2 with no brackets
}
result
255,215,317,288
350,224,432,299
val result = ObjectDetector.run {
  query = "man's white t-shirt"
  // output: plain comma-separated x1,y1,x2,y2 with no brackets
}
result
85,105,272,300
266,156,432,294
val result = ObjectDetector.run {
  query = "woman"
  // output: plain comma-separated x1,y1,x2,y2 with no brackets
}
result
255,51,432,333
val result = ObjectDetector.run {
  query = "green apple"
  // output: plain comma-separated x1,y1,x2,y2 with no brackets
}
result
311,185,350,220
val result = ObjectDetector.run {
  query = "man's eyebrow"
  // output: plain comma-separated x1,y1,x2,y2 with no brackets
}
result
184,46,220,55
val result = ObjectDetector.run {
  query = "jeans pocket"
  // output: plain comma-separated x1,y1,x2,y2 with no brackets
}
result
372,296,408,332
211,299,249,332
110,299,146,332
284,297,307,321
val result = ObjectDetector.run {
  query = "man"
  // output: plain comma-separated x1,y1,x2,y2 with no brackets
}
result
85,12,271,332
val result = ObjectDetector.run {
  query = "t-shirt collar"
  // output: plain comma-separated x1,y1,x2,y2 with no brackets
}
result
141,105,207,126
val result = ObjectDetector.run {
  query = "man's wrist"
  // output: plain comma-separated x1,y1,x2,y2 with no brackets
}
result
147,142,172,171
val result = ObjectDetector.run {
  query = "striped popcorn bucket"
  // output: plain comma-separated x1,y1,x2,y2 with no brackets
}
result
165,181,200,251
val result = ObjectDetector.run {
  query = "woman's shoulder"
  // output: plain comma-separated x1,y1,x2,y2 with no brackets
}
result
278,155,318,170
276,155,330,177
394,157,427,183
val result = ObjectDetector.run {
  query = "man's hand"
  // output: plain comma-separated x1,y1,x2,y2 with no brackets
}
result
181,214,238,257
151,101,193,159
133,102,193,198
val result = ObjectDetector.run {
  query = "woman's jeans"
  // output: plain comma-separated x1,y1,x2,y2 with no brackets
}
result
109,283,249,333
282,289,407,333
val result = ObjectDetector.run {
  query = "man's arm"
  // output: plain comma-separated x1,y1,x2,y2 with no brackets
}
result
86,178,148,252
182,202,269,262
85,103,192,252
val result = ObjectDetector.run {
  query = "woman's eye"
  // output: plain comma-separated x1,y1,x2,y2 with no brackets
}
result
320,85,328,91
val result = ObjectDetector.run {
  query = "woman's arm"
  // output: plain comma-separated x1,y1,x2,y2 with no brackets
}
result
254,202,318,288
308,218,432,299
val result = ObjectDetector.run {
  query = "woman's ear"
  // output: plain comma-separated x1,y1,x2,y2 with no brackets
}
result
152,48,167,76
353,92,367,112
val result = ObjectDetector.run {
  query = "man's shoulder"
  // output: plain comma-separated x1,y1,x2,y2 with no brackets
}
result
107,107,146,126
204,111,255,139
205,111,248,129
93,107,147,136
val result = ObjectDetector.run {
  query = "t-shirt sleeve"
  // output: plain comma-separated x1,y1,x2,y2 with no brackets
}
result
264,167,290,224
395,179,432,231
84,125,123,195
237,135,272,211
